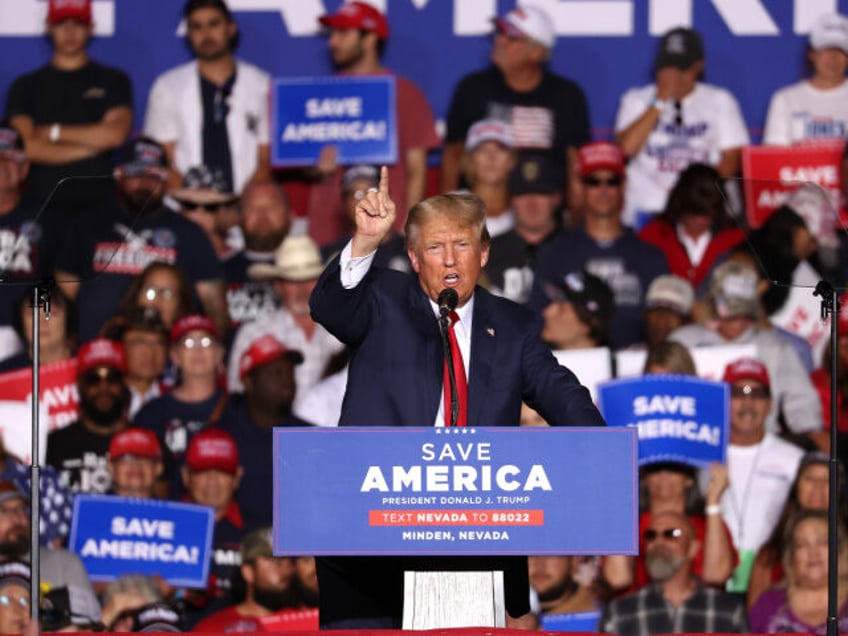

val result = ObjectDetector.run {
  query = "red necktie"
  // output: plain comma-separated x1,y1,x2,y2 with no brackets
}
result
443,311,468,427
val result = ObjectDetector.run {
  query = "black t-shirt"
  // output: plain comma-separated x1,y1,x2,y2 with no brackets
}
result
4,61,132,211
45,420,114,494
0,202,59,327
200,73,235,193
55,203,224,342
445,66,590,173
222,251,279,329
484,228,561,305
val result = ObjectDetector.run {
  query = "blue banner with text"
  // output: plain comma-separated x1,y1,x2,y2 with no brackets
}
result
69,495,215,588
272,76,397,167
597,375,729,468
274,427,637,556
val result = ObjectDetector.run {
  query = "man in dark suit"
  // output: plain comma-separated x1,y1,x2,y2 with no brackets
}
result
309,167,605,628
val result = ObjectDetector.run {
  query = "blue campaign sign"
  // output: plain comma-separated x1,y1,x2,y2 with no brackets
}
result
69,495,215,588
271,76,397,167
274,427,638,556
597,375,729,468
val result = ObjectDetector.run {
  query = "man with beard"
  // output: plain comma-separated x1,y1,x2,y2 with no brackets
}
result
226,236,345,401
600,511,748,634
144,0,270,195
55,136,226,342
47,338,131,494
220,334,310,525
0,482,101,626
193,528,298,631
528,556,602,631
307,2,439,246
223,180,292,329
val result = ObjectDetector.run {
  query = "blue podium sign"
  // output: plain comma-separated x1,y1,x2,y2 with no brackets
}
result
271,76,397,167
597,375,729,468
273,427,637,556
69,495,215,588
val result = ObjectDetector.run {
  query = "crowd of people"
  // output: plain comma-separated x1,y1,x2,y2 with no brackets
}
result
0,0,848,632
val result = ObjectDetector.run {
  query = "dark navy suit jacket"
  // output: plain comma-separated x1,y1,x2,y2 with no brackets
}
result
308,256,606,628
310,256,605,428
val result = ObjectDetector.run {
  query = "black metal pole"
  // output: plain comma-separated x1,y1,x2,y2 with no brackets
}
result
814,281,839,636
439,314,459,427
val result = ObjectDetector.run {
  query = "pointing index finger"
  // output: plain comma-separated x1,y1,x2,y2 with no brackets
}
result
379,165,390,197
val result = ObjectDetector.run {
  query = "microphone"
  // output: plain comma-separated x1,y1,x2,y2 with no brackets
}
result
437,288,458,319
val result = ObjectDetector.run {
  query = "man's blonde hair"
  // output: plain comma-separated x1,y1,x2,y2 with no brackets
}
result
404,193,490,250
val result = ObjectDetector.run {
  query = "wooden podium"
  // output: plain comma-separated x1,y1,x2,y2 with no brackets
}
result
403,571,505,629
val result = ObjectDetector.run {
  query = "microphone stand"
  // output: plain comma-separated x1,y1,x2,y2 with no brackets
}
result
439,310,459,428
813,281,840,636
29,281,52,625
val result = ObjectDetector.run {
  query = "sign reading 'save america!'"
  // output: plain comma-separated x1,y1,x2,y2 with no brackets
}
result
273,427,637,556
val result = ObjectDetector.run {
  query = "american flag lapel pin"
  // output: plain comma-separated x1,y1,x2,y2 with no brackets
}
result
486,327,495,337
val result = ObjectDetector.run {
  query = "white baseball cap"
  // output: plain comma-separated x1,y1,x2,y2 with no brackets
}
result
493,5,555,50
809,13,848,54
465,119,514,151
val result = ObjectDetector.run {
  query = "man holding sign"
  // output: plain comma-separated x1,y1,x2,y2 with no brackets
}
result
310,167,604,627
307,2,439,246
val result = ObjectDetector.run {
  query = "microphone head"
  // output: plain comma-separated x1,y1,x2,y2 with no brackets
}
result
437,288,459,314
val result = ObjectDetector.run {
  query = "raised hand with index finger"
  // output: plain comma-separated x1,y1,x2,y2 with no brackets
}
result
351,166,396,258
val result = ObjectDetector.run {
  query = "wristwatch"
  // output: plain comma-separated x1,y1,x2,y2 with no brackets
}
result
651,97,670,112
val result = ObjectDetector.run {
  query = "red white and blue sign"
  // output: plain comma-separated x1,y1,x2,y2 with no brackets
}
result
597,375,730,468
271,76,397,167
69,495,215,588
273,427,638,556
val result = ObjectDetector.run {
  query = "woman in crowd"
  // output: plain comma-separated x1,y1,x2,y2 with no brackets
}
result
115,261,193,331
460,118,516,238
639,163,744,289
747,451,847,608
0,286,78,373
749,509,848,632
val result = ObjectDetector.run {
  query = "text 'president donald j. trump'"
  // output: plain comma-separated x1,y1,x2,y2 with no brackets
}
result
309,167,606,628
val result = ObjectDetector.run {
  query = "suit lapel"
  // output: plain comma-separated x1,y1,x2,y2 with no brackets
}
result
468,288,495,427
407,282,443,421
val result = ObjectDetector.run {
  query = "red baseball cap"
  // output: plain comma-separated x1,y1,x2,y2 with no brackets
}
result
47,0,92,25
77,338,128,377
109,428,161,461
723,357,770,389
238,334,303,379
319,2,389,40
185,429,239,475
170,314,218,344
577,141,626,177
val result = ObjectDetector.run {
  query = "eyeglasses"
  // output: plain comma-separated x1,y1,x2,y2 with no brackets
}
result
181,336,214,349
81,367,124,387
144,286,175,302
0,595,28,608
582,175,622,188
643,527,683,542
177,200,235,213
731,384,770,399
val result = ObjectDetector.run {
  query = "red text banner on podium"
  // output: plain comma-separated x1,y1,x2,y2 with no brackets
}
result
741,143,844,228
273,427,637,556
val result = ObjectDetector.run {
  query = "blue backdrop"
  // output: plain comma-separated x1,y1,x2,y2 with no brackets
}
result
0,0,847,145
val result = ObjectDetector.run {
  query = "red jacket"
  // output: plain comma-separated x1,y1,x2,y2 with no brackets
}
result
639,219,744,289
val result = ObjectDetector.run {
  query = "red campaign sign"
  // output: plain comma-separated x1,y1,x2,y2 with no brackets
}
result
0,359,79,432
741,143,844,229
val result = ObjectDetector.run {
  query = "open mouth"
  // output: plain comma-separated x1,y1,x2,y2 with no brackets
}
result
444,273,459,286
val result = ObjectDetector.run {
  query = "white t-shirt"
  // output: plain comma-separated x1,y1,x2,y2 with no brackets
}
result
720,435,804,552
763,80,848,145
614,82,750,226
144,59,271,194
